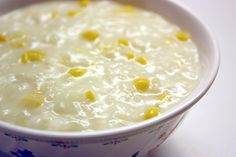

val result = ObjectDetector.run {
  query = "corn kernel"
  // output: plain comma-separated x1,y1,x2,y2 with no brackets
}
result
17,41,25,48
126,52,135,60
20,50,45,64
144,106,160,120
0,34,7,43
68,68,87,77
118,38,129,46
85,90,96,102
134,78,150,92
12,41,25,48
51,11,58,18
10,33,23,40
21,91,44,108
9,33,28,48
157,91,171,102
78,0,90,7
81,30,100,42
67,10,82,17
135,56,147,65
116,5,135,13
176,31,190,42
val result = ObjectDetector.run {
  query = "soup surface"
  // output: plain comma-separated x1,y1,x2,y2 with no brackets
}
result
0,0,200,132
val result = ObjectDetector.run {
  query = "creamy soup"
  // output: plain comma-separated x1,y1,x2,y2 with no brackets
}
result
0,0,200,132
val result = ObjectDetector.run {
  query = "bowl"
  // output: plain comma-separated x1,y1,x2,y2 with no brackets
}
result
0,0,220,157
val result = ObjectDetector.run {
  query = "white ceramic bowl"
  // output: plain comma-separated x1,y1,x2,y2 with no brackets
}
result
0,0,219,157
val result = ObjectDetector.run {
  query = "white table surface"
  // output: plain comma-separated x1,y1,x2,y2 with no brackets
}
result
152,0,236,157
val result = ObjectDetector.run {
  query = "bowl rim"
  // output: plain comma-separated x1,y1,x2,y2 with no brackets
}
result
0,0,220,140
